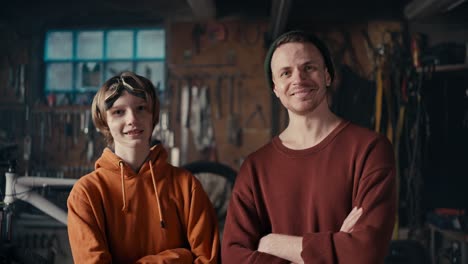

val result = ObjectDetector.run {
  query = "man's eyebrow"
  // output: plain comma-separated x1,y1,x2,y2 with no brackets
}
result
303,60,321,65
276,65,291,72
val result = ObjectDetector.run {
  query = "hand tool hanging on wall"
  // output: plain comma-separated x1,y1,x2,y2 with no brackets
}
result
6,60,14,97
227,75,242,146
244,104,267,128
190,84,214,152
175,79,182,124
207,93,218,162
192,24,205,55
14,65,20,100
23,105,32,176
65,112,73,150
240,23,262,45
7,63,17,101
180,83,190,165
190,84,202,149
235,79,245,143
157,108,179,166
79,110,95,163
23,135,31,176
206,22,228,43
339,29,365,76
39,112,46,168
47,110,53,140
18,64,25,103
375,64,384,133
185,77,193,129
362,30,385,134
73,110,80,146
215,75,223,119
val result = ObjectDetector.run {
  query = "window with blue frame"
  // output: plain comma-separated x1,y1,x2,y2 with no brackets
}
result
44,28,165,105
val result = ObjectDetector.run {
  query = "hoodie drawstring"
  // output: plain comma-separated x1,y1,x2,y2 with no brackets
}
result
119,161,127,212
149,161,166,228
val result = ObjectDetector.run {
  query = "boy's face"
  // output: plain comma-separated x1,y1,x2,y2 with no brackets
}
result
106,90,153,153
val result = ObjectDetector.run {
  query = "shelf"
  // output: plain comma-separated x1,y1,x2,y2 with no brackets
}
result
428,223,468,242
417,63,468,72
32,105,90,113
0,102,26,110
428,223,468,264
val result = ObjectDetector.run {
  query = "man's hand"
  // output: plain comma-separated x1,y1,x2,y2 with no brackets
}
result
340,207,363,232
258,234,303,263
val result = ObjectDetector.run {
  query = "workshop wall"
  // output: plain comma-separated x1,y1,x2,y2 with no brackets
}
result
0,19,411,174
166,19,272,170
0,19,408,174
0,27,33,174
0,20,273,180
165,20,408,171
0,26,105,179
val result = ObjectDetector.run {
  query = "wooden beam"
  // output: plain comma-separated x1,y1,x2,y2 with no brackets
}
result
269,0,292,39
186,0,216,19
404,0,467,19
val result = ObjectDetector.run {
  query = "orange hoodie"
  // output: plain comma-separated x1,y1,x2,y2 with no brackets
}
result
67,145,219,263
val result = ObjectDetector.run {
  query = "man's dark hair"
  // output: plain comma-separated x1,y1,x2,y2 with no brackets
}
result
264,30,335,90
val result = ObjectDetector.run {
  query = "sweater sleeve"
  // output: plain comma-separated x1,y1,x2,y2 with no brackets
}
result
301,137,397,263
186,179,220,264
221,163,290,264
136,248,193,263
67,187,112,263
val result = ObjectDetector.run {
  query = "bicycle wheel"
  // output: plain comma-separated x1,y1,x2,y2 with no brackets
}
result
182,161,236,240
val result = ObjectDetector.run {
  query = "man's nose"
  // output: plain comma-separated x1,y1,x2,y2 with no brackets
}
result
291,68,306,83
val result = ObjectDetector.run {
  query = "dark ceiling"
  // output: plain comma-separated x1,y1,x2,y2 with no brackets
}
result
216,0,410,20
0,0,466,32
0,0,407,24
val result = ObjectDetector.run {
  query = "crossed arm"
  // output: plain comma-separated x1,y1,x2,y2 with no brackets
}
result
257,207,363,264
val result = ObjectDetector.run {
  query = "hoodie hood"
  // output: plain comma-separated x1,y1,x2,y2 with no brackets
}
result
95,144,168,172
94,144,167,228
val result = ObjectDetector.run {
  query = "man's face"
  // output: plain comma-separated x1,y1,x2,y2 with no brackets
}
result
271,42,331,115
106,90,153,154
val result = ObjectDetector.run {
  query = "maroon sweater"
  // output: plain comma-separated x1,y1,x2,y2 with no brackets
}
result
222,121,396,264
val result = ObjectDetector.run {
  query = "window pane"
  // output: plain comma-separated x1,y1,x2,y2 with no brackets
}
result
107,30,133,59
76,62,102,90
46,63,73,91
77,31,103,59
137,30,165,58
46,32,73,59
105,62,133,80
44,28,165,101
136,61,165,91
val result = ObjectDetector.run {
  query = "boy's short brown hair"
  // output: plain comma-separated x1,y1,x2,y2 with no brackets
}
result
91,71,160,146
